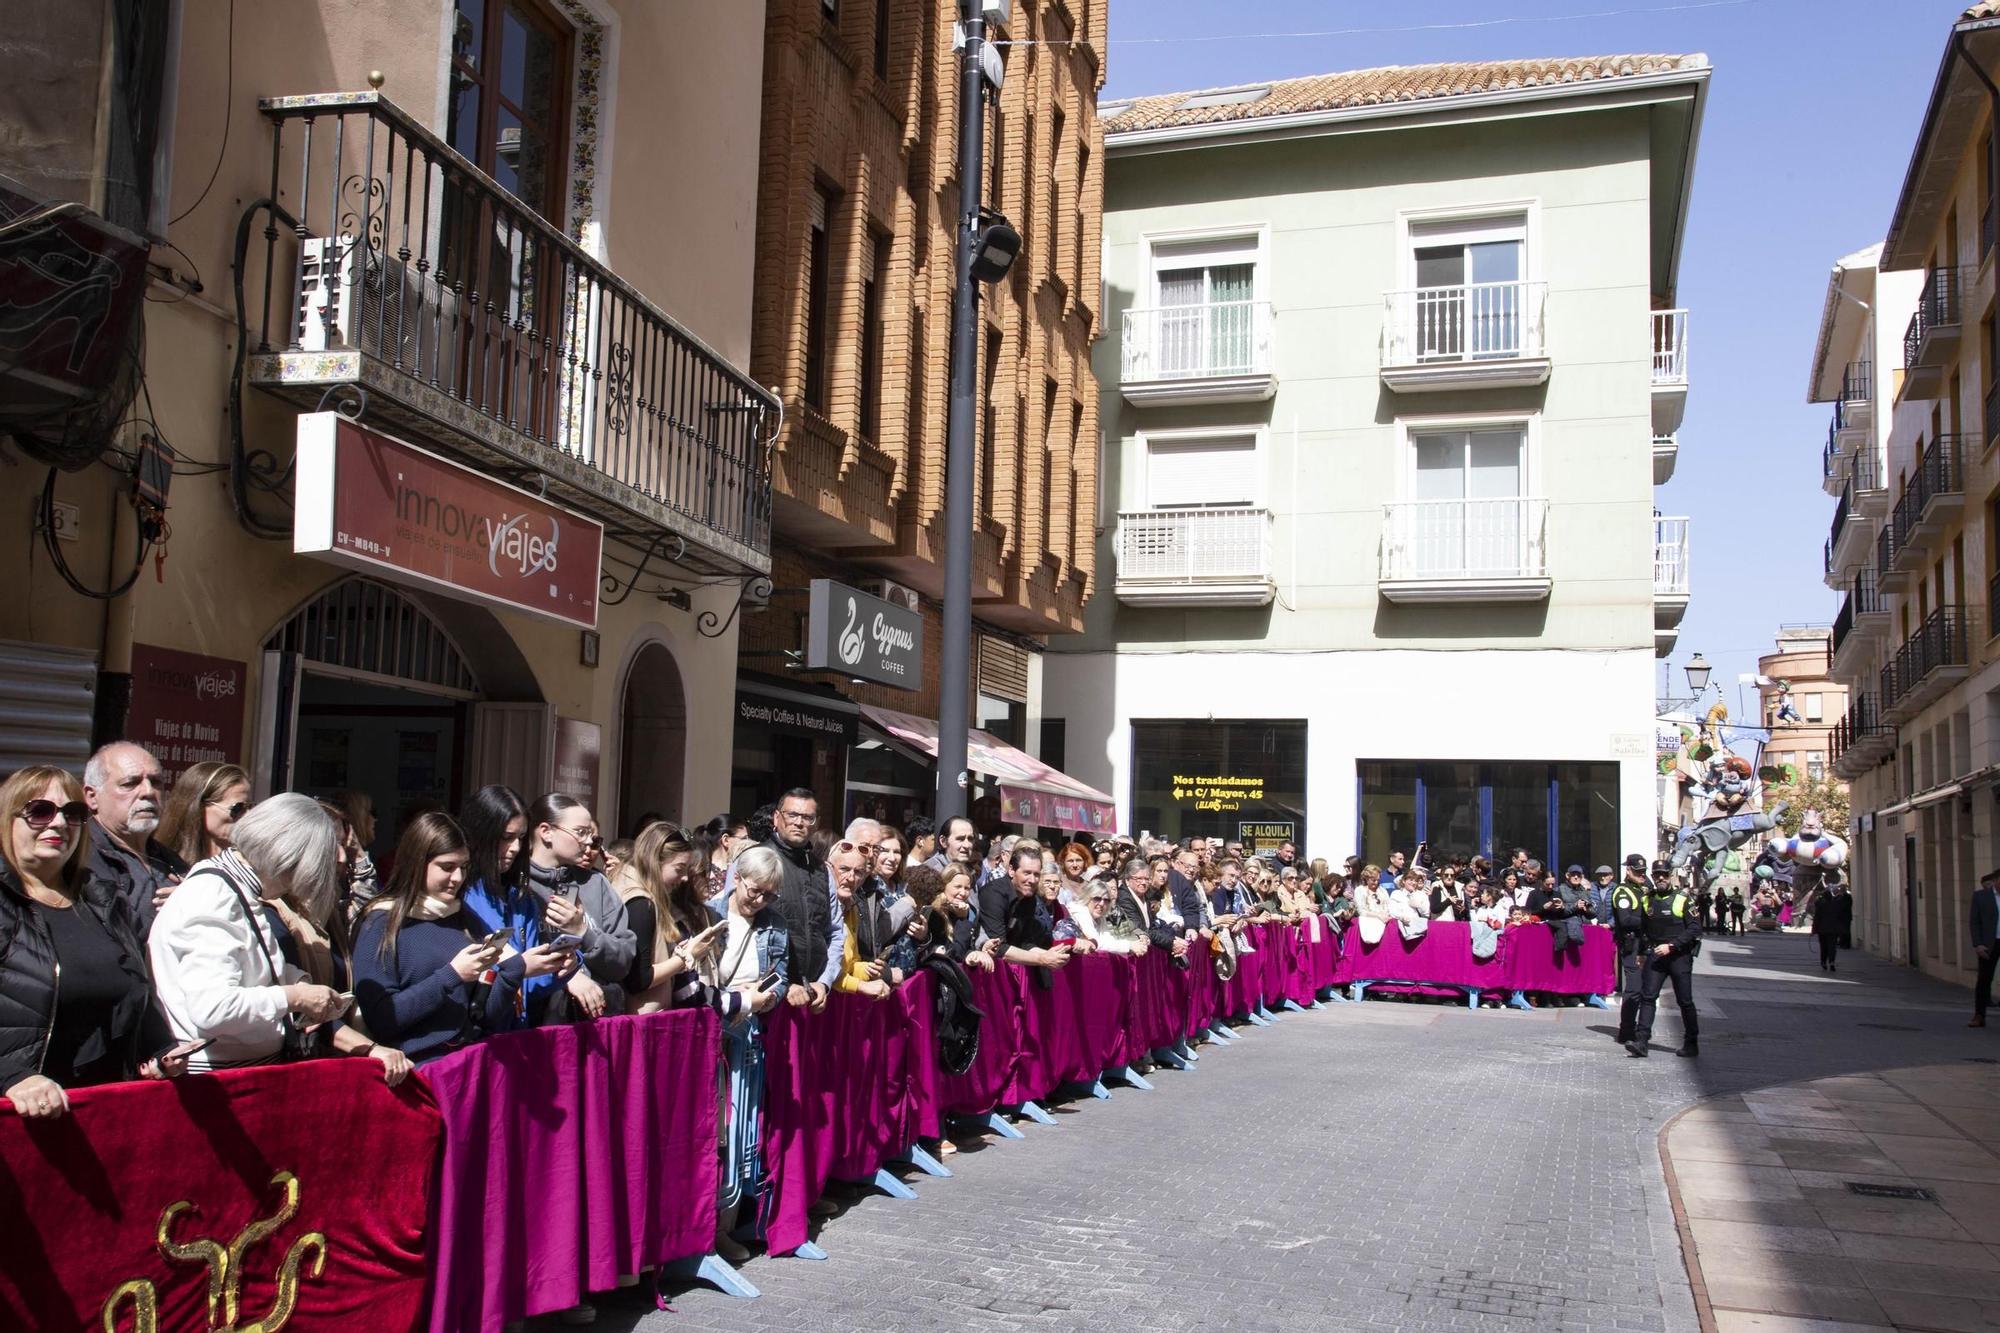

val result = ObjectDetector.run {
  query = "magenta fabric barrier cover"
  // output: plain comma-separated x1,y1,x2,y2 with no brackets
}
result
421,1010,720,1333
1500,923,1618,994
1284,924,1323,1007
897,975,941,1143
1183,940,1220,1034
935,964,1024,1117
1334,921,1503,990
760,990,917,1256
1126,947,1186,1057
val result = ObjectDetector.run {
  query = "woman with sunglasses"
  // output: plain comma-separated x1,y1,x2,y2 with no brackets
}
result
0,766,188,1119
524,792,636,1021
157,762,252,868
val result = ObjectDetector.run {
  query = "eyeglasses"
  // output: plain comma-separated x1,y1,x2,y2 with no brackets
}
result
556,824,599,847
19,800,88,830
777,809,814,824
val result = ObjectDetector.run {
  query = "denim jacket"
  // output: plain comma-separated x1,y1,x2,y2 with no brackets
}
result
704,888,791,988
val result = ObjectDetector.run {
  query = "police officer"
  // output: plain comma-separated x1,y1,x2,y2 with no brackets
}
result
1621,859,1701,1058
1608,857,1650,1044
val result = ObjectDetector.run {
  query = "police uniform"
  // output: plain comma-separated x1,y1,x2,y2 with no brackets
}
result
1619,861,1702,1058
1608,870,1649,1042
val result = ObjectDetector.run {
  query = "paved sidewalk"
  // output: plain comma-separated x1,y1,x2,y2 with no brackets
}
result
1661,934,2000,1333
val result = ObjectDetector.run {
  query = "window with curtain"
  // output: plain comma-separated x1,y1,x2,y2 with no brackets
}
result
1151,234,1259,379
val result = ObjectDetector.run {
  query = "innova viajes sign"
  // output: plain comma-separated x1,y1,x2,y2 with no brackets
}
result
293,413,604,629
806,578,922,691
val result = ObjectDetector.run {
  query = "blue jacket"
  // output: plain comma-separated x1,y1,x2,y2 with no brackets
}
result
461,876,554,1023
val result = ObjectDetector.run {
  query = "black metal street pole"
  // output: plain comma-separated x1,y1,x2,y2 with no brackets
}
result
936,1,985,825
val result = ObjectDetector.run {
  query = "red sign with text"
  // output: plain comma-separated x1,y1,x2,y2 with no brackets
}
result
553,717,602,812
294,414,603,628
124,644,248,788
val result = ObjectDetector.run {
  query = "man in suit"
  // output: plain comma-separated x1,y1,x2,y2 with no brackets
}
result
1971,868,2000,1028
1812,873,1854,973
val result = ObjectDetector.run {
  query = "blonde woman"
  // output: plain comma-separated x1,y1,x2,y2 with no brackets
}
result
617,822,737,1016
1353,865,1393,945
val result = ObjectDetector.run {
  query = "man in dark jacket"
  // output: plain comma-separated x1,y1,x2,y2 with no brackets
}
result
1623,865,1704,1058
1167,845,1210,938
1971,868,2000,1027
1112,857,1184,956
82,742,187,934
764,788,843,1011
1811,874,1854,972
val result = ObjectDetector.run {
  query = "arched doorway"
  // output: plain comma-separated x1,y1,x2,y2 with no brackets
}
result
618,641,687,836
260,576,540,860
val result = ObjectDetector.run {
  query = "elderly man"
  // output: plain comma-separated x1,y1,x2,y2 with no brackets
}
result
762,787,845,1013
1111,857,1186,958
830,838,901,1000
992,846,1070,973
1168,844,1211,939
83,741,187,933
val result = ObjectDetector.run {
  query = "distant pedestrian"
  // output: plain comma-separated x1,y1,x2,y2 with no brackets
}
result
1970,869,2000,1028
1812,875,1853,973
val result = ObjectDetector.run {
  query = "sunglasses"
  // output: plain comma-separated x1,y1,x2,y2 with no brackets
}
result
211,799,251,821
20,800,89,830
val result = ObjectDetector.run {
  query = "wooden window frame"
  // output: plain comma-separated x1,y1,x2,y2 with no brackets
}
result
448,0,575,224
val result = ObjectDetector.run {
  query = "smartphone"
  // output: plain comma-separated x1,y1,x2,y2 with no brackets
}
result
755,970,785,994
163,1036,213,1061
332,991,357,1018
549,933,587,951
479,928,511,949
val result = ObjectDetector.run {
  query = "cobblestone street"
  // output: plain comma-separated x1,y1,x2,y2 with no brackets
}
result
572,931,1992,1333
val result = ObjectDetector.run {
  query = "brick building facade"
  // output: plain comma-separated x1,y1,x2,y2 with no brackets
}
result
734,0,1105,824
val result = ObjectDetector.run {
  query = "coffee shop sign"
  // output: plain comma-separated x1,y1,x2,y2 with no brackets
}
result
806,579,922,692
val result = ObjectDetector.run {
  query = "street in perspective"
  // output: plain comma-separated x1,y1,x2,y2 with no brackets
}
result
0,2,1997,1332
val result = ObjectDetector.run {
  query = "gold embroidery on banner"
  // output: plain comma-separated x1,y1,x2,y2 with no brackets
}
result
99,1170,329,1333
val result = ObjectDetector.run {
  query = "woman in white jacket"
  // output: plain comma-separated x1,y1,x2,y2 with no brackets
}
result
1352,866,1394,945
149,794,409,1083
1387,870,1433,941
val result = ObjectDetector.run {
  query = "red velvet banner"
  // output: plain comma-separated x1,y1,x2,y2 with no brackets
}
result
0,1060,441,1333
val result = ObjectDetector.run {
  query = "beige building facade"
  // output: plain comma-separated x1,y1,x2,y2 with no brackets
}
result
1756,626,1845,789
1,0,775,848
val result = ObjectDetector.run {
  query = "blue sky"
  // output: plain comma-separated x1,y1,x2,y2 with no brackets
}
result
1101,0,1950,723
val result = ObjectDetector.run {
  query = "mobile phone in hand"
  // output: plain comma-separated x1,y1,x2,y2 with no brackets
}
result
549,933,587,951
163,1036,214,1061
755,970,785,994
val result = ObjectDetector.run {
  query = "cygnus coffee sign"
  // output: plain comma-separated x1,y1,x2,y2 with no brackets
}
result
806,579,922,691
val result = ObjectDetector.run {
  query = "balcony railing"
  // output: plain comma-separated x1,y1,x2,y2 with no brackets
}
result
1990,568,2000,644
1841,360,1872,404
1987,378,2000,449
1114,507,1275,605
243,91,777,571
1884,607,1968,714
1381,496,1549,593
1847,444,1882,492
1652,309,1689,384
1831,597,1854,658
1827,487,1852,562
1903,265,1963,371
1383,281,1547,365
1654,515,1691,597
1121,301,1274,386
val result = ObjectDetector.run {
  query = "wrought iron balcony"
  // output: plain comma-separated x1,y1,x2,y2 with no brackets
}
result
1651,308,1689,433
1379,496,1550,603
1120,301,1276,405
1902,265,1964,398
1892,433,1966,561
1883,606,1968,721
1114,507,1276,607
1841,359,1872,405
1380,281,1549,392
243,91,777,576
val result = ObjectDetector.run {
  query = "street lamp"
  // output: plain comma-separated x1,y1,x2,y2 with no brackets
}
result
1683,652,1712,696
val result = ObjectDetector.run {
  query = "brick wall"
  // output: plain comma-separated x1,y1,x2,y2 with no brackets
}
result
752,0,1101,639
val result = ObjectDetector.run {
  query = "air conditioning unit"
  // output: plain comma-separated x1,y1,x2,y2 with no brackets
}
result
863,579,921,614
296,235,461,383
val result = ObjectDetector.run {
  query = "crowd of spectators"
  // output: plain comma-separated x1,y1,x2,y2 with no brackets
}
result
6,741,1729,1315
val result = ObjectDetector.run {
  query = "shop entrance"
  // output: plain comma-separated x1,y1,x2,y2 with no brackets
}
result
258,577,488,862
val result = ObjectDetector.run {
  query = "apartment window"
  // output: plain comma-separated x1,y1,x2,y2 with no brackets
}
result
980,325,1000,518
822,0,838,20
1983,133,1996,258
1406,427,1529,576
1807,752,1826,783
804,186,836,411
859,231,891,442
1150,235,1259,377
873,0,890,78
989,107,1005,209
1805,692,1823,722
1048,108,1066,259
1145,433,1259,510
447,0,574,221
1409,215,1528,361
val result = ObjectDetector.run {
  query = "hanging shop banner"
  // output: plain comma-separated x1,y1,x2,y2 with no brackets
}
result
124,643,248,788
552,717,602,811
293,413,604,629
805,579,922,691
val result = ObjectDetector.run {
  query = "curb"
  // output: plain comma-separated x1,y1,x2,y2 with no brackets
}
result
1656,1098,1720,1333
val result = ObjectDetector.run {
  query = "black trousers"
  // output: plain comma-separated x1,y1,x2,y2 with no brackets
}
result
1818,933,1839,969
1976,946,1998,1018
1621,950,1696,1045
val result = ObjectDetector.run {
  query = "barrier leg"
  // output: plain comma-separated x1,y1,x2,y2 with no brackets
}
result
1256,1002,1281,1022
1584,993,1610,1009
1465,989,1480,1010
667,1254,761,1299
858,1167,918,1200
974,1111,1025,1140
1282,998,1309,1013
790,1241,829,1261
1085,1078,1111,1099
1507,990,1534,1011
1208,1023,1237,1042
1016,1100,1056,1126
1350,983,1369,1003
1108,1064,1155,1090
1176,1038,1197,1063
1322,987,1350,1003
1244,1008,1272,1027
894,1144,952,1178
1151,1046,1190,1071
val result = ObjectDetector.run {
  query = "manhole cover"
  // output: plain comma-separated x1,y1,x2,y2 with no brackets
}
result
1848,1183,1936,1201
1858,1022,1920,1032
